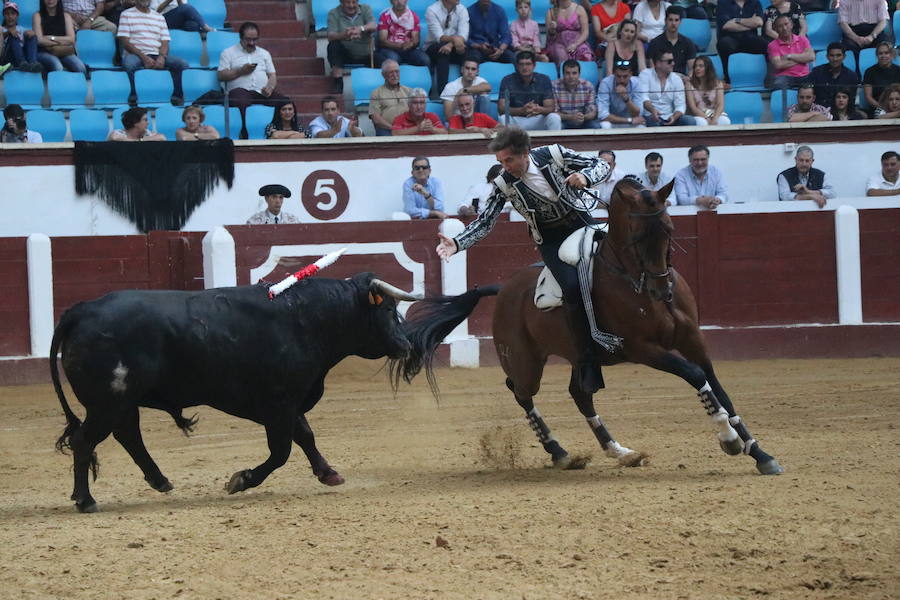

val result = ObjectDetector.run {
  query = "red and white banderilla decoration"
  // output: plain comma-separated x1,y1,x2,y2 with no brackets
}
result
268,247,348,299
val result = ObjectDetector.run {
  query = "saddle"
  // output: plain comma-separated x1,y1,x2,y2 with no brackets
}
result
534,224,607,310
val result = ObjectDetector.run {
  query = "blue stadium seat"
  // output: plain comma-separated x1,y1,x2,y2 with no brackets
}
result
16,0,38,34
805,12,840,51
76,30,117,69
680,18,711,53
479,61,515,100
728,53,767,90
26,109,67,142
47,71,88,109
91,70,131,108
349,67,383,106
485,100,500,121
112,106,130,130
244,104,274,139
857,48,877,75
3,71,45,109
578,60,599,86
418,18,429,48
369,0,391,19
135,70,175,107
182,68,222,103
169,30,204,68
708,54,724,80
192,0,227,30
203,105,241,138
426,101,446,124
69,109,110,141
154,105,184,140
724,91,763,124
895,15,900,48
205,31,240,68
530,0,551,24
770,88,798,122
535,61,558,81
399,64,431,92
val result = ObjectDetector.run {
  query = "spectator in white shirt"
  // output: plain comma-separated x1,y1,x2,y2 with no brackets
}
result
425,0,469,95
638,48,702,126
217,21,289,137
592,149,626,202
440,58,491,117
639,151,673,192
117,0,188,105
865,151,900,197
674,144,728,208
308,96,364,138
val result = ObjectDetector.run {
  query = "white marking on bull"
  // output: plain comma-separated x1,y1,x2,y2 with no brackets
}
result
111,362,128,393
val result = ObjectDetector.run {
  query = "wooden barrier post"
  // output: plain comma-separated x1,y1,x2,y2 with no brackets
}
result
202,226,237,289
835,205,862,324
27,234,54,357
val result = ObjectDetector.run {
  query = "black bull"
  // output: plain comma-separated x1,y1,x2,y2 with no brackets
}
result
51,272,489,513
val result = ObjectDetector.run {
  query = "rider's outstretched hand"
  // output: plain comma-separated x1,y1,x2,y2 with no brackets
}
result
436,233,458,261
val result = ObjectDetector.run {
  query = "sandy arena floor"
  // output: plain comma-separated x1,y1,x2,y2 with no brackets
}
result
0,357,897,600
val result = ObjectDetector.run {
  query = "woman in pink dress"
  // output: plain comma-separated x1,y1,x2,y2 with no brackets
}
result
545,0,594,64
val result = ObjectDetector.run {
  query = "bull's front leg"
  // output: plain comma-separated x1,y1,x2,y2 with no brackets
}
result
225,416,295,494
293,414,344,486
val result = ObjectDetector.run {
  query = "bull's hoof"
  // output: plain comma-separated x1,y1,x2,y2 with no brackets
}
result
719,436,744,456
146,477,173,493
756,459,785,476
225,469,252,494
75,500,99,513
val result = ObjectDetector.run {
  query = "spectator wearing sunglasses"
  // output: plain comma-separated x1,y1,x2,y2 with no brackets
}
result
638,48,702,126
403,156,447,219
597,57,645,128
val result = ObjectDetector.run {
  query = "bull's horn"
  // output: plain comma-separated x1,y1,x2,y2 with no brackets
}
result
370,279,423,301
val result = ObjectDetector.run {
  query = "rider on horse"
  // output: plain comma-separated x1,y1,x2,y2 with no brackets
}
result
436,127,613,394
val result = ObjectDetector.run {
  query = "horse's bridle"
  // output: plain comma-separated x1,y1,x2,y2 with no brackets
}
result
596,188,674,299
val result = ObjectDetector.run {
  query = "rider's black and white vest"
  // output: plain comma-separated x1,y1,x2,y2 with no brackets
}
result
454,144,610,249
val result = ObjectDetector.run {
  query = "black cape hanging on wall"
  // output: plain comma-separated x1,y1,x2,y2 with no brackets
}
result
74,139,235,233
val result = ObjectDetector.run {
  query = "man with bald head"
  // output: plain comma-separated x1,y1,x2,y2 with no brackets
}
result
369,59,411,136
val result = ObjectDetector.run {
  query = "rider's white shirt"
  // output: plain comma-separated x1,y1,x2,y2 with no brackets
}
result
521,156,557,201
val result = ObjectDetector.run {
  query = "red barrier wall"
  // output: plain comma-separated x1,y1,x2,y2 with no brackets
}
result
0,237,29,356
860,209,900,322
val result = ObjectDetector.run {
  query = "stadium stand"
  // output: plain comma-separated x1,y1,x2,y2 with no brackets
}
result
727,53,767,90
578,60,600,86
25,109,67,142
69,109,111,141
47,72,88,110
724,91,764,124
203,105,242,139
426,101,446,123
349,67,383,106
398,65,432,93
75,30,117,70
534,61,558,80
679,18,712,54
478,62,515,100
770,88,798,123
154,105,184,140
805,12,841,52
134,70,176,108
169,31,205,69
90,71,132,109
245,104,275,140
182,69,222,103
4,71,46,110
192,0,228,30
205,31,240,69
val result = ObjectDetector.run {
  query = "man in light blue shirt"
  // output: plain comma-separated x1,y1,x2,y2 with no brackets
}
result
596,59,645,129
674,145,728,208
402,156,447,218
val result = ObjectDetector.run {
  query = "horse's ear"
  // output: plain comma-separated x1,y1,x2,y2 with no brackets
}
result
658,178,675,204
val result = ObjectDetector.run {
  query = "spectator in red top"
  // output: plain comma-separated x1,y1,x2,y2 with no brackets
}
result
767,13,813,90
375,0,429,67
447,91,498,136
391,87,446,134
590,0,630,51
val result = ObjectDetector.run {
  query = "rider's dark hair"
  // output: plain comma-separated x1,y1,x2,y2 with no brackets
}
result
488,126,530,155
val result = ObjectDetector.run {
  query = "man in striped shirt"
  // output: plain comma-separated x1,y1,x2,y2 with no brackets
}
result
838,0,891,59
117,0,187,105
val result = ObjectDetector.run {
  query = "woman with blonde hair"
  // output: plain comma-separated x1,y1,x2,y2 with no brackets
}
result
874,84,900,119
685,55,730,125
176,105,220,140
604,19,644,77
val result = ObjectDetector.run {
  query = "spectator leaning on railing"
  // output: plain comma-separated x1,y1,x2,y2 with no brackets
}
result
309,96,364,137
865,151,900,197
176,105,220,140
786,83,831,122
776,145,834,208
392,87,446,134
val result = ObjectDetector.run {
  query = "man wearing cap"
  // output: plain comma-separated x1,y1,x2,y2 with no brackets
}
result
2,2,44,72
62,0,117,32
246,184,300,224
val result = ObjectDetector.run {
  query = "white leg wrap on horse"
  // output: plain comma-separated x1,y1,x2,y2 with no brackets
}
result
711,407,739,443
527,407,557,444
604,440,634,459
586,415,603,429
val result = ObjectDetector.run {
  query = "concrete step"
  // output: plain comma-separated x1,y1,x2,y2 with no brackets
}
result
264,38,317,55
273,56,325,76
253,20,308,38
227,1,296,22
278,76,337,96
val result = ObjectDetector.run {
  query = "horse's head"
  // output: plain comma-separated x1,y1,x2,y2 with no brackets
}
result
607,177,675,302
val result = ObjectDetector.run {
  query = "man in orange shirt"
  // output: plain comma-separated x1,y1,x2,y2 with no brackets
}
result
391,87,447,135
447,92,498,136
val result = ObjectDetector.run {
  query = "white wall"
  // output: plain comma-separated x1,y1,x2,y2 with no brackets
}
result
1,138,896,237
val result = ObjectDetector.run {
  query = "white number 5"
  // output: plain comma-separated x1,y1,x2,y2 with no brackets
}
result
313,179,337,210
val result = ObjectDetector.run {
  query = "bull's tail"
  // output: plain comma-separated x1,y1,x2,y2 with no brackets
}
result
389,284,500,395
50,310,81,454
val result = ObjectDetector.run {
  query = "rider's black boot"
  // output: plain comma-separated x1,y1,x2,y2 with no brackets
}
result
563,300,604,394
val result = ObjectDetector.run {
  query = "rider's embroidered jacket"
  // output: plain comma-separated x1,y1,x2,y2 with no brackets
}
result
453,144,610,249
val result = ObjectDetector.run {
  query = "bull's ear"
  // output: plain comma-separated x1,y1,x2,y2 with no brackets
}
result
368,291,383,305
658,178,675,204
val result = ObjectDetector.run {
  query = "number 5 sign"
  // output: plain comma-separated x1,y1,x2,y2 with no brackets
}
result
301,170,350,220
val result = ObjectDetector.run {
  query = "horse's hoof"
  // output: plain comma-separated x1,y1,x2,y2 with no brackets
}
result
147,477,173,493
76,501,99,513
552,453,572,469
719,437,743,456
225,469,251,494
318,472,345,486
756,459,785,475
618,451,648,468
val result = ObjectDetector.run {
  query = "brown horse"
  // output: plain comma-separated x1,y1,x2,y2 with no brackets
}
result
395,177,783,476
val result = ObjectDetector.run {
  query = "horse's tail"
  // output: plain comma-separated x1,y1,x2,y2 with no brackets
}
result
50,308,82,455
389,285,501,395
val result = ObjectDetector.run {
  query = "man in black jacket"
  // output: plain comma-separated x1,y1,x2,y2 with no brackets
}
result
776,145,835,208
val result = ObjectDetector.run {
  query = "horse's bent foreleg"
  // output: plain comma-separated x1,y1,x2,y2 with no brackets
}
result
569,379,646,467
506,378,571,468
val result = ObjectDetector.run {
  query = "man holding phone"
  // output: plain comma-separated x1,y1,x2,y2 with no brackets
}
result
218,21,289,137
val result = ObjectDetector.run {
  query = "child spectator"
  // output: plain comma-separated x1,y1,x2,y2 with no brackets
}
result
2,1,42,72
510,0,548,62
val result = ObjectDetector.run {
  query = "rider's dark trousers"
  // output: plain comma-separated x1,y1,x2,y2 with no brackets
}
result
536,216,594,304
